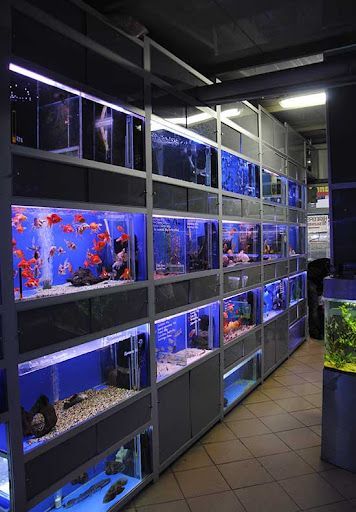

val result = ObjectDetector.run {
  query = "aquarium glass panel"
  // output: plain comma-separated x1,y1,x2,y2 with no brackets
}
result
263,279,287,322
153,216,218,279
289,272,306,307
10,66,144,170
19,325,149,452
30,427,152,512
289,317,306,353
151,127,218,187
11,205,146,301
223,350,261,409
223,289,261,345
222,222,261,268
262,224,287,260
289,225,306,256
324,299,356,373
288,180,304,208
155,302,219,382
262,169,286,205
0,427,10,512
221,150,260,198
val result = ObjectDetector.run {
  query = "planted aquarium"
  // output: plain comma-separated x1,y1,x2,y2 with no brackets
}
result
223,289,261,345
222,222,261,268
262,224,287,260
11,205,146,301
19,325,149,452
155,302,219,381
224,350,261,409
289,272,306,306
30,428,152,512
152,127,218,187
262,169,287,204
263,279,287,322
221,150,260,197
10,64,144,170
153,216,218,279
324,300,356,374
0,427,10,512
289,225,306,256
288,180,304,209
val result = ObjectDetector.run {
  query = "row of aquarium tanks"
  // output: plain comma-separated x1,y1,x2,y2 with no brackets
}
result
11,205,306,301
10,64,306,206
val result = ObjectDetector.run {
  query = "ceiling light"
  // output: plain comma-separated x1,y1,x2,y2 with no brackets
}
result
279,92,326,110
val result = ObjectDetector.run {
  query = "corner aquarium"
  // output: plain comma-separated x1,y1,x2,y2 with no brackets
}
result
11,205,146,301
19,325,149,452
223,289,261,345
224,350,261,409
221,150,260,197
263,279,287,322
29,428,152,512
262,224,287,260
155,302,219,381
222,222,261,267
324,279,356,374
152,216,218,279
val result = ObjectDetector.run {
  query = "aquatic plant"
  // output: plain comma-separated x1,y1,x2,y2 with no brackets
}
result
325,302,356,371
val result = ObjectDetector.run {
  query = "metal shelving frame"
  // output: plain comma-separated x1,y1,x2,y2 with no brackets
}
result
0,1,308,510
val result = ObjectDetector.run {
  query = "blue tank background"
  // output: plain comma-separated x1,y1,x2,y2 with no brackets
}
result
263,224,287,259
263,279,287,319
221,150,260,198
222,222,261,262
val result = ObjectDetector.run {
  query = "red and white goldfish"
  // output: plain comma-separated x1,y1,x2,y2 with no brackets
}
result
58,259,73,275
62,224,75,233
57,247,65,255
47,213,62,227
98,231,110,243
85,251,102,266
21,268,34,279
49,246,57,258
16,224,25,234
13,249,24,259
25,277,39,288
65,240,76,250
77,223,90,235
116,233,130,243
12,213,27,225
74,214,85,224
93,239,107,252
33,217,45,228
89,222,102,233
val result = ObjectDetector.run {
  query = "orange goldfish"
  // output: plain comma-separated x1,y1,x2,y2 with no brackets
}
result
100,268,110,279
12,213,27,224
89,222,102,233
25,277,39,288
83,260,89,268
74,214,85,223
120,268,131,280
22,268,34,279
16,224,25,234
93,239,106,252
12,239,16,247
90,254,102,265
13,249,24,259
18,259,30,269
27,258,37,265
47,213,62,227
62,224,75,233
98,231,110,242
117,225,124,232
116,233,130,243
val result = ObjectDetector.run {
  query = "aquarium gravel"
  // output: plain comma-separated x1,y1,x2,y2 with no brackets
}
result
26,386,138,447
223,324,256,345
157,348,209,380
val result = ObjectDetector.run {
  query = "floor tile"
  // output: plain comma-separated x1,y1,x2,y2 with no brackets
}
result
227,418,271,438
321,469,356,499
172,445,213,472
261,413,305,432
174,466,229,498
202,422,236,443
291,408,322,426
274,374,307,386
260,377,285,390
235,482,299,512
224,405,255,422
218,459,273,489
271,367,295,377
258,451,315,480
136,501,190,512
242,390,271,404
287,382,321,396
279,473,343,509
187,490,245,512
204,439,253,464
301,371,324,383
296,446,334,472
304,503,356,512
283,361,314,373
245,401,285,417
304,393,323,407
134,472,184,507
262,387,298,400
276,396,316,412
310,425,322,436
241,432,290,457
277,427,321,450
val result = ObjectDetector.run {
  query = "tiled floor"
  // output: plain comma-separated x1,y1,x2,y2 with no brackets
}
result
125,339,356,512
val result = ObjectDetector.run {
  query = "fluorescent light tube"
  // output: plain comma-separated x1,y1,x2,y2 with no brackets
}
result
280,92,326,110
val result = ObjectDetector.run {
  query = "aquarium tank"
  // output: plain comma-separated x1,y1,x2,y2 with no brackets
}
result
288,180,304,209
0,427,10,512
263,279,287,322
221,150,260,197
11,205,146,300
10,64,144,170
289,272,306,306
155,302,219,381
223,289,261,345
262,224,287,260
262,169,287,204
30,428,152,512
222,222,261,268
151,127,218,187
324,299,356,374
152,216,218,279
289,225,306,256
224,350,261,409
19,325,149,452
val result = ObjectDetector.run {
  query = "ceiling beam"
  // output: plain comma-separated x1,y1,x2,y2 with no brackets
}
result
204,31,356,76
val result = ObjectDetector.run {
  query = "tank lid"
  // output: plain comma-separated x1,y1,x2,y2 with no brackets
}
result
324,277,356,300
